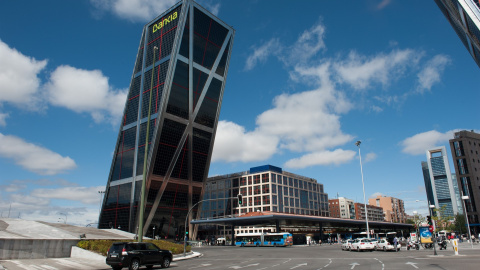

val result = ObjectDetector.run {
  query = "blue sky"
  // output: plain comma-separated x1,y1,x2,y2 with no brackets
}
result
0,0,479,225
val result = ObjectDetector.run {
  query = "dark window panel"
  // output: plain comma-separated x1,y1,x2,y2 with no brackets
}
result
171,139,189,180
179,11,190,58
153,119,186,176
136,119,156,176
166,60,189,119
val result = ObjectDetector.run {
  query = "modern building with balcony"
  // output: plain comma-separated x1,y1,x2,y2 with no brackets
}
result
449,130,480,234
328,197,355,219
98,0,234,240
369,195,407,223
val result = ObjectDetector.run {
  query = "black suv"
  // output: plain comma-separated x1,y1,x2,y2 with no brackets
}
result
106,242,173,270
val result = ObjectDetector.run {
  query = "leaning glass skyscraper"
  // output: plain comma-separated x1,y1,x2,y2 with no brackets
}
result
98,0,234,240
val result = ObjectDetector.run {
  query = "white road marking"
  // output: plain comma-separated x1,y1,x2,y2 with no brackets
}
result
290,263,307,269
406,262,419,269
52,259,88,269
350,262,360,269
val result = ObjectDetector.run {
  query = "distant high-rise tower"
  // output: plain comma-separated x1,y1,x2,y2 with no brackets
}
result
422,146,462,218
434,0,480,68
449,130,480,235
99,0,234,240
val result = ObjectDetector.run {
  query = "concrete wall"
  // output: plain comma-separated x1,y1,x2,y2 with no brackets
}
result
0,239,79,259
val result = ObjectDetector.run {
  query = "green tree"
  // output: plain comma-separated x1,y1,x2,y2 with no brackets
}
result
432,205,453,232
453,213,467,234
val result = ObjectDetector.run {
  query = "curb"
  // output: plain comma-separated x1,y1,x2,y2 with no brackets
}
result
173,251,202,261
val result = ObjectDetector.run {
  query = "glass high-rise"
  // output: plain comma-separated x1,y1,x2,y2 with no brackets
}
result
422,146,462,218
98,0,234,240
434,0,480,68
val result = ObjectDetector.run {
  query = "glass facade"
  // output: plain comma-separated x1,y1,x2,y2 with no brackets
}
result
434,0,480,68
422,147,462,218
203,166,329,219
99,0,234,240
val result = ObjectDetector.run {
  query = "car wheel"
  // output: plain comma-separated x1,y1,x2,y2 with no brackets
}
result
383,247,386,252
129,259,140,270
162,256,171,268
374,246,377,251
357,247,360,252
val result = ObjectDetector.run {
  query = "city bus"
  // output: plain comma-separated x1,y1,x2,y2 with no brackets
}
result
235,232,293,247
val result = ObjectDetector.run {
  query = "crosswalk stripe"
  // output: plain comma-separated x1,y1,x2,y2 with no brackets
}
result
52,259,89,269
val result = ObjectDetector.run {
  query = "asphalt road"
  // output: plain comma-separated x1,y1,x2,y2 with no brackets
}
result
1,243,479,270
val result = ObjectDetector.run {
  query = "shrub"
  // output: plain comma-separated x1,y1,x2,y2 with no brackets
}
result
77,239,191,256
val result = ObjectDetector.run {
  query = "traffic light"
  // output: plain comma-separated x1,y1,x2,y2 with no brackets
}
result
427,215,432,225
237,194,243,205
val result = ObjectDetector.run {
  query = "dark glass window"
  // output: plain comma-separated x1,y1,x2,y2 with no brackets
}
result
166,60,189,119
152,119,186,176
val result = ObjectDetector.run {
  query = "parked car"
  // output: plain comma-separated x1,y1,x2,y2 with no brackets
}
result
375,238,401,251
341,239,353,251
106,242,173,270
350,238,375,252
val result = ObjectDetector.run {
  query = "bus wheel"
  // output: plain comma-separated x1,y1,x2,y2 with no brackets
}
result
256,243,260,247
241,243,245,247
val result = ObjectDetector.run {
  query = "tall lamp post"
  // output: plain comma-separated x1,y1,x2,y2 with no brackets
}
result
138,45,158,242
355,141,370,239
461,193,473,249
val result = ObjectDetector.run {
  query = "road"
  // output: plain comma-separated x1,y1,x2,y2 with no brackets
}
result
1,243,479,270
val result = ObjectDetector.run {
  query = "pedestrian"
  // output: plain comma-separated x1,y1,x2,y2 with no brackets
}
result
394,237,398,252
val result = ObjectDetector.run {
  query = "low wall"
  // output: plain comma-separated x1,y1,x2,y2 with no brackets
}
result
0,239,79,259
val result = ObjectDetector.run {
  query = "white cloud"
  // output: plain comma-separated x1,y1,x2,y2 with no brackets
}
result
333,49,421,90
90,0,178,22
364,152,377,163
0,133,77,175
417,54,450,93
0,39,47,108
0,112,8,126
284,149,356,169
244,39,282,71
197,0,221,16
282,21,326,66
32,186,105,205
377,0,392,10
212,121,279,162
45,65,128,125
400,129,459,155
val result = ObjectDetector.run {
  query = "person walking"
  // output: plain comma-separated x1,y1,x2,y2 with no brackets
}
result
394,237,398,252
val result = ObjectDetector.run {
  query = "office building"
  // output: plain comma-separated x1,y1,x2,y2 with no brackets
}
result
204,165,330,218
353,203,385,222
98,0,235,240
328,197,355,219
369,195,407,223
434,0,480,68
449,130,480,234
421,146,462,218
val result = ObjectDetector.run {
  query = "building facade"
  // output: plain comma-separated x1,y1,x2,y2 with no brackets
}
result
369,195,406,223
353,203,385,222
434,0,480,68
203,165,330,219
98,0,234,240
421,146,463,218
328,197,355,219
449,130,480,234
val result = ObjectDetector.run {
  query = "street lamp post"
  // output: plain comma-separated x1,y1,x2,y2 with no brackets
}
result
429,204,437,256
98,190,105,216
138,45,158,242
59,213,67,224
413,211,418,237
461,193,473,249
355,141,370,239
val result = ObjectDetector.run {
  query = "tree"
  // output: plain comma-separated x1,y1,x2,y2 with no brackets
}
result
431,205,453,232
453,213,467,234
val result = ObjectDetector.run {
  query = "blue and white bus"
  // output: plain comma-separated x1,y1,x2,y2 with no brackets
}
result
235,232,293,247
